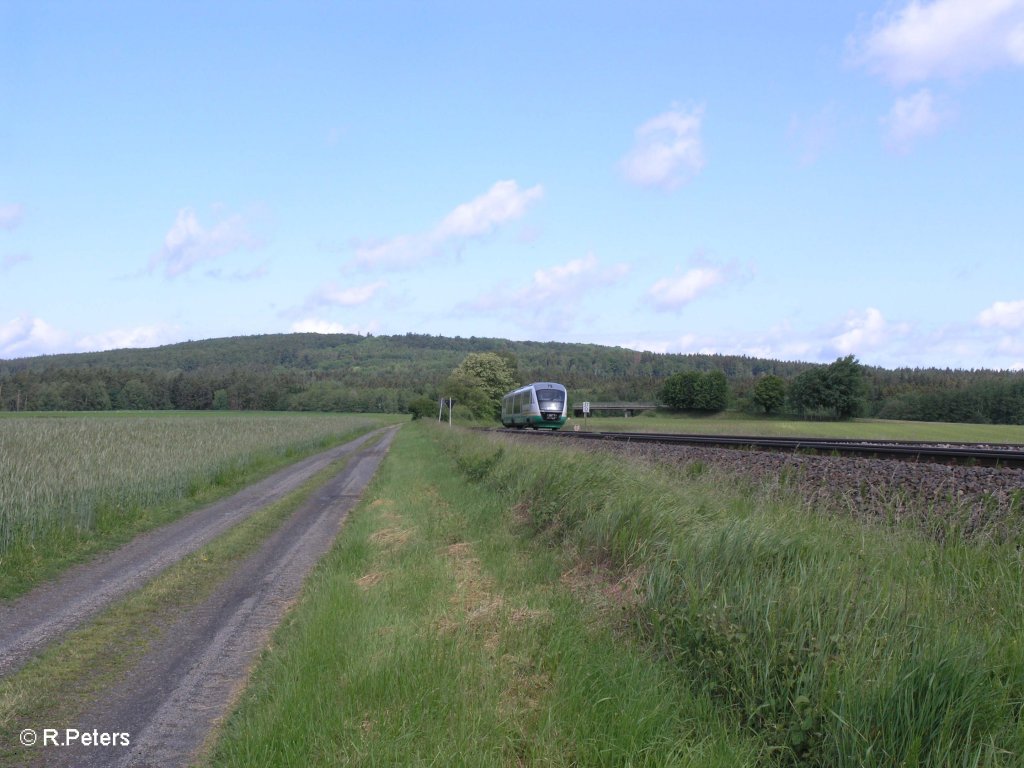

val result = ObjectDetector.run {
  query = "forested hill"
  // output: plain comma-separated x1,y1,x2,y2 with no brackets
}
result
0,332,806,412
0,332,804,380
1,332,1022,423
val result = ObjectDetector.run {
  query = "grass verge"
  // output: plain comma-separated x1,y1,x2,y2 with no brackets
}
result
205,422,762,767
438,428,1024,766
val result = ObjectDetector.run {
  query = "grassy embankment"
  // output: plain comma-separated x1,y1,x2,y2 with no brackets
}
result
211,422,1024,767
0,411,398,597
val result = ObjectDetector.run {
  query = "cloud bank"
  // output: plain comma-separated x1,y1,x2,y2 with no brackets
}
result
854,0,1024,85
76,324,180,353
978,299,1024,328
1,315,65,358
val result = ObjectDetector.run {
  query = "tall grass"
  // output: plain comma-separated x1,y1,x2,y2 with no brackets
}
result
440,428,1024,766
0,412,381,561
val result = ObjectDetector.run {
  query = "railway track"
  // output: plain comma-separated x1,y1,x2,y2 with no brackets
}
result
497,429,1024,468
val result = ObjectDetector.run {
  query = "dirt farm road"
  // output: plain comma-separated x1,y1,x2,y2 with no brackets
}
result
1,426,398,767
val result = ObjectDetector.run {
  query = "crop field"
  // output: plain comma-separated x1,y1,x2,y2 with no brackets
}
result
572,412,1024,443
0,412,390,590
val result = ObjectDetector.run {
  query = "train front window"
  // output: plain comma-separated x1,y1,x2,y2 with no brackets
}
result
535,389,564,410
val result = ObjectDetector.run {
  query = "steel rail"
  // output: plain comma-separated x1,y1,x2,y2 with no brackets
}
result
498,429,1024,468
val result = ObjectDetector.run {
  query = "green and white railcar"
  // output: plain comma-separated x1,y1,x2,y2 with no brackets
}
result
500,382,568,429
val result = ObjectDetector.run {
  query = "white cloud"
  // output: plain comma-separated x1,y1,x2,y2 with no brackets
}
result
76,324,180,353
882,89,949,149
312,280,389,307
353,180,544,269
291,318,378,335
434,180,544,240
528,253,629,302
977,299,1024,328
620,333,700,355
854,0,1024,85
0,203,25,231
648,266,723,310
609,309,1023,370
830,307,892,353
468,253,630,312
621,339,671,354
150,207,263,278
620,106,705,190
352,235,422,269
995,334,1024,355
0,315,66,358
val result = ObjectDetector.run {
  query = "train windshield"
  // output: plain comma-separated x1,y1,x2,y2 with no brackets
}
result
535,388,565,409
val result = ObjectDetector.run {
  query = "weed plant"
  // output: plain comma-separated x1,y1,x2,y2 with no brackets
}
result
439,428,1024,767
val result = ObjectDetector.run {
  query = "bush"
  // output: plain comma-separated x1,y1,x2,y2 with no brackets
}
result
407,396,436,420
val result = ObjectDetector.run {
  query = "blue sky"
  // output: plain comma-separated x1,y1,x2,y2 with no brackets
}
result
2,1,1023,369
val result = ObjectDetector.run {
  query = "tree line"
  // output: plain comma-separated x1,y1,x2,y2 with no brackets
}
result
659,357,866,420
2,333,1023,424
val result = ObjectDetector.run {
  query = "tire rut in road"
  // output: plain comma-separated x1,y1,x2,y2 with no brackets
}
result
0,428,386,678
33,426,397,768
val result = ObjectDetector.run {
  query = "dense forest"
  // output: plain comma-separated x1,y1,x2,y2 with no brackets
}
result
1,332,1022,424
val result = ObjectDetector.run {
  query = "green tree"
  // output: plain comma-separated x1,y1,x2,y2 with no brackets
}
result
824,354,867,419
661,371,700,410
694,370,728,411
445,352,519,420
661,370,727,412
752,374,786,415
212,389,230,410
789,355,866,419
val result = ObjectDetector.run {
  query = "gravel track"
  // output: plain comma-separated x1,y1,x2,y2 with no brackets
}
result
0,428,386,678
2,426,397,767
41,426,397,768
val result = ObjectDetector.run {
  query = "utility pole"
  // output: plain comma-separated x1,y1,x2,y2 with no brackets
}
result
438,397,454,425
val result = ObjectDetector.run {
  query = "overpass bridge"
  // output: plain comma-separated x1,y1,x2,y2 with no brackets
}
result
571,402,659,417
